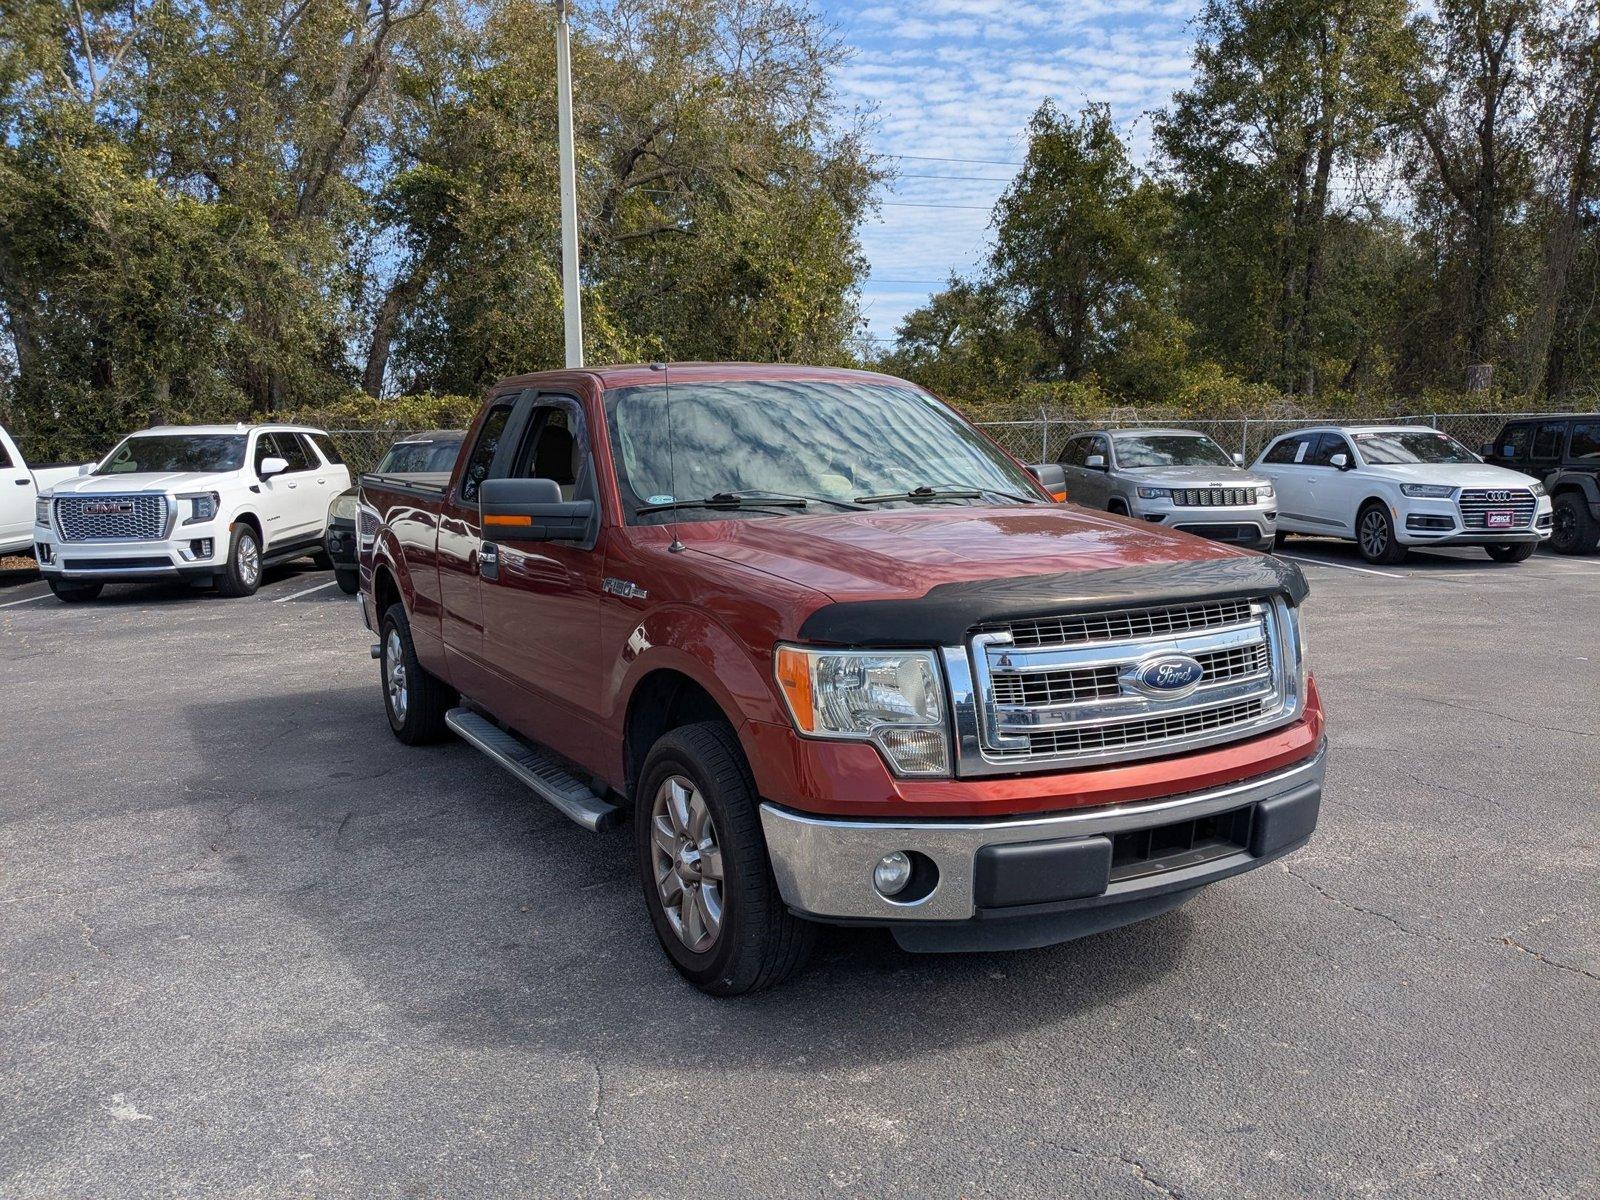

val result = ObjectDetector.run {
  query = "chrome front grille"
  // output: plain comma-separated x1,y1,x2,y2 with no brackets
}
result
54,494,169,542
1458,488,1536,530
1170,487,1258,507
994,598,1256,649
957,596,1301,773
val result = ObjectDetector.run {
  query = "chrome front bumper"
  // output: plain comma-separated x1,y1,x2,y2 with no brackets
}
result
759,746,1325,930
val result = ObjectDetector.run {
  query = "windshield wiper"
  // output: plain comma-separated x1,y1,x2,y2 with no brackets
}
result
635,490,862,516
855,484,1039,506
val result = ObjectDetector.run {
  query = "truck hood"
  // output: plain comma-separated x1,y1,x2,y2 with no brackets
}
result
680,503,1251,603
1122,465,1271,488
47,470,240,495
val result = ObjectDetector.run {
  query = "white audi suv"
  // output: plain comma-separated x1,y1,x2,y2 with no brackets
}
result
1253,426,1552,564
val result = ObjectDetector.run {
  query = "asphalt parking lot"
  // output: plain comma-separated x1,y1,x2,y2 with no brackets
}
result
2,544,1597,1199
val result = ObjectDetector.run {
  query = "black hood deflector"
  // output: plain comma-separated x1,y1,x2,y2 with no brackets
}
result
797,555,1309,647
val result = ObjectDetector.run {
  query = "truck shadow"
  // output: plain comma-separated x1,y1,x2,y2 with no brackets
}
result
182,686,1196,1072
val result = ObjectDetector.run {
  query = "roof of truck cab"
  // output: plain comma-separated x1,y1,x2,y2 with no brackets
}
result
490,362,915,393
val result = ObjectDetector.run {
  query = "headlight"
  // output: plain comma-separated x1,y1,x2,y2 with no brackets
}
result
775,646,949,776
1399,484,1455,498
34,496,49,527
1136,487,1171,500
329,491,359,522
1256,484,1274,500
180,491,220,524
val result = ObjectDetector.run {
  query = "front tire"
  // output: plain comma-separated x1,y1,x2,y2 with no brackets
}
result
1551,491,1600,555
214,524,263,597
634,721,815,996
379,602,455,744
1357,503,1408,565
48,579,104,603
333,566,360,595
1485,542,1536,563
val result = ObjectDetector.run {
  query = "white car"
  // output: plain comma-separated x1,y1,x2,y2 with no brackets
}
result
1,423,88,557
1254,425,1552,565
33,424,351,601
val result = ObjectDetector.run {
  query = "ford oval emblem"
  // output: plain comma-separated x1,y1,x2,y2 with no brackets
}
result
1130,654,1205,697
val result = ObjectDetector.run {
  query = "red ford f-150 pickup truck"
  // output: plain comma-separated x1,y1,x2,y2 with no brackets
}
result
358,364,1325,994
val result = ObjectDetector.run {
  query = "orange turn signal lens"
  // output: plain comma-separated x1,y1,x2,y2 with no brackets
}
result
774,646,815,733
482,513,533,528
1050,490,1068,502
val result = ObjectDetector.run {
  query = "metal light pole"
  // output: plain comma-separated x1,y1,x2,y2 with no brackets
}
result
555,0,583,368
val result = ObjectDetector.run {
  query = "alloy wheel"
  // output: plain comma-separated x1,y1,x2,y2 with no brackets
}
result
650,775,725,953
1553,504,1576,550
1360,510,1388,558
239,534,261,587
385,628,408,723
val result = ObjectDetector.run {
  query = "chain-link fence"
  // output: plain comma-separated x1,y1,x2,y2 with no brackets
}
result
974,412,1551,466
324,429,436,477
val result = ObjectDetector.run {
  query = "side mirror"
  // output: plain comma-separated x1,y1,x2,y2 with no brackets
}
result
77,464,93,476
1085,454,1106,471
259,456,289,478
479,477,593,542
1329,452,1350,470
1028,463,1068,501
1233,452,1245,466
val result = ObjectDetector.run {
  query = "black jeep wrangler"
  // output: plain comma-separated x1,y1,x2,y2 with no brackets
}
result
1483,415,1600,554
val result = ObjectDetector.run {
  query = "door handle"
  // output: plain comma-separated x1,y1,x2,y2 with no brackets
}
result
13,478,28,486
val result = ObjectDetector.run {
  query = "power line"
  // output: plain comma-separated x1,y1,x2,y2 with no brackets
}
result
880,201,993,211
894,171,1014,183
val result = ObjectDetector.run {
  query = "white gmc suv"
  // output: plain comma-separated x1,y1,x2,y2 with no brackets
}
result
34,424,351,601
1254,425,1552,565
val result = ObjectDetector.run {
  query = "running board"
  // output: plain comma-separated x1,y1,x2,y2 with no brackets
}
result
445,708,621,832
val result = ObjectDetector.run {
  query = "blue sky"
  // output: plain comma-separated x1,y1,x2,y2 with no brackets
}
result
818,0,1201,346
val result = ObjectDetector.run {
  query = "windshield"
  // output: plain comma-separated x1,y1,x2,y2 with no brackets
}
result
604,379,1040,521
1354,431,1478,465
1114,434,1234,469
378,438,462,474
96,434,247,475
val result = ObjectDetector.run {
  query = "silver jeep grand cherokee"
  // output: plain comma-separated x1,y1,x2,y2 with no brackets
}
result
1058,428,1278,552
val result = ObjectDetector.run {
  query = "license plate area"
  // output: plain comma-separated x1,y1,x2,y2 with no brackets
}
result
1485,510,1514,529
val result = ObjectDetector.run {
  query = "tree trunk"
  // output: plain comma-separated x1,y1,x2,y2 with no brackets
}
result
363,267,424,398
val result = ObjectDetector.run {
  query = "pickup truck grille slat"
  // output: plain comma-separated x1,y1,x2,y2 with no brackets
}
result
995,597,1255,650
1457,488,1536,530
966,597,1296,772
54,494,168,542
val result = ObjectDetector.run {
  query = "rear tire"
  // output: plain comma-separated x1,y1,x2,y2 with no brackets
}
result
1356,503,1408,565
634,721,815,996
1551,491,1599,555
48,579,103,603
333,566,360,595
379,602,455,744
1107,498,1129,516
1273,531,1289,549
312,549,334,570
214,524,263,597
1485,542,1536,563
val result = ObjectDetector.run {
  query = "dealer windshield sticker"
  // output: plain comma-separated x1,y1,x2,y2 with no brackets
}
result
1294,440,1309,463
646,495,675,504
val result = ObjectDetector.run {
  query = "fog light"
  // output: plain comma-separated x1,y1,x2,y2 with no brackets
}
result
873,851,913,897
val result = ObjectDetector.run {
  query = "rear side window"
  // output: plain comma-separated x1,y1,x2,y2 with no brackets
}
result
1264,435,1309,464
459,405,513,503
1570,422,1600,463
310,434,344,465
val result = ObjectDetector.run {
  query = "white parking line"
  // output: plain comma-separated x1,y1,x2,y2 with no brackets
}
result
272,579,340,603
1278,553,1406,579
0,591,52,609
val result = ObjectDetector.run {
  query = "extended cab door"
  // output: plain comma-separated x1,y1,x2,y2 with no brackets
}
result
475,394,606,762
0,427,33,550
437,398,516,684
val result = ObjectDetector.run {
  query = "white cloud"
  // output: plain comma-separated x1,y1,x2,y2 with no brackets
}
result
823,0,1200,342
